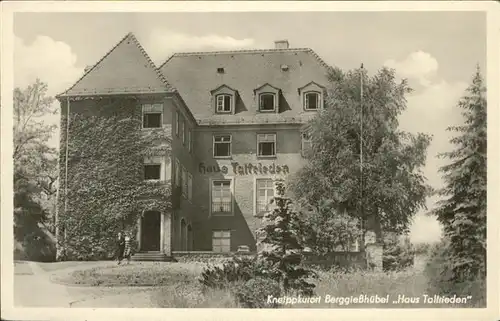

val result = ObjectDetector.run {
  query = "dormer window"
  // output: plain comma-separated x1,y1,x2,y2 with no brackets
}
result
298,82,325,111
216,94,232,113
211,85,237,115
304,92,320,110
259,93,276,112
254,83,281,114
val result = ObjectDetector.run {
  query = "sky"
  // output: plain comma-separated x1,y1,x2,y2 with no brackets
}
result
12,11,487,244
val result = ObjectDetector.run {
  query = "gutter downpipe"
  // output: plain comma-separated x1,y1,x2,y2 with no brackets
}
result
63,97,70,256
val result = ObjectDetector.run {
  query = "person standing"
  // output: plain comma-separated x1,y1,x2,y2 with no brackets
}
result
116,232,125,265
123,233,132,264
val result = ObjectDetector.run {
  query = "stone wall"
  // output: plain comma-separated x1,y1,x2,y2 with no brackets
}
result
302,252,366,269
172,251,254,264
172,251,366,270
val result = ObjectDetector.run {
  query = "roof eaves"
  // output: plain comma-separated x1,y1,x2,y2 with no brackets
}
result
56,91,172,102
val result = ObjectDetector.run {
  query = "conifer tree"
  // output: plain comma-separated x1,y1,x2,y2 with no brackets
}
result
257,180,316,296
433,66,487,284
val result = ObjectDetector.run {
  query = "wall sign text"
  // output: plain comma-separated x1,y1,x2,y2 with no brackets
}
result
199,162,289,175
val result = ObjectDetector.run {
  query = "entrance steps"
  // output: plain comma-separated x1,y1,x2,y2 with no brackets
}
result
131,252,176,262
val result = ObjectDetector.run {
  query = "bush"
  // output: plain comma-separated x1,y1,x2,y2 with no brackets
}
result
234,277,281,308
14,228,57,262
413,242,432,256
199,255,266,290
383,234,414,271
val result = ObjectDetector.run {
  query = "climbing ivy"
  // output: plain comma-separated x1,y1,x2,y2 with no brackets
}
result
57,98,172,260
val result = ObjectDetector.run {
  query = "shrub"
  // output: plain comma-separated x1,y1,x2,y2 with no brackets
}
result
295,199,362,254
383,234,414,271
413,242,432,256
199,255,266,290
234,277,282,308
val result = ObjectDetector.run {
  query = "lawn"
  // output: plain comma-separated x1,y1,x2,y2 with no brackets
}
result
38,261,115,272
53,262,207,287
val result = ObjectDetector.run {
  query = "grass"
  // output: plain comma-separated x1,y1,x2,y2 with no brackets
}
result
150,283,241,308
38,261,114,272
53,262,207,287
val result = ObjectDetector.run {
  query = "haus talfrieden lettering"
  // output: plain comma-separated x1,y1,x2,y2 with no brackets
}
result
199,162,290,175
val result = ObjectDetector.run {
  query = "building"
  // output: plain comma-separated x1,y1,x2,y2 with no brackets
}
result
56,33,332,260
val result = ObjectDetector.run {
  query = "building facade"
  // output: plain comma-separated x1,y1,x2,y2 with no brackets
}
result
56,33,333,258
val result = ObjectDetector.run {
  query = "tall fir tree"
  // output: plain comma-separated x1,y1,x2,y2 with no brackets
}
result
433,66,487,283
257,180,316,296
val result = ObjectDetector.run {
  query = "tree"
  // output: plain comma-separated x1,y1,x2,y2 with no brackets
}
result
13,79,58,260
433,66,486,284
290,66,432,246
257,180,316,296
295,199,361,254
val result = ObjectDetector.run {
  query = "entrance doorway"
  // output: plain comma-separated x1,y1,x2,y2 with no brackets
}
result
140,211,161,251
180,219,187,251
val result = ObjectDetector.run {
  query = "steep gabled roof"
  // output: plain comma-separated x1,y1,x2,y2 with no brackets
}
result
158,48,331,124
58,33,175,98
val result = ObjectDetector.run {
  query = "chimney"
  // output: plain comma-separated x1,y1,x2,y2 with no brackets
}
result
274,40,289,49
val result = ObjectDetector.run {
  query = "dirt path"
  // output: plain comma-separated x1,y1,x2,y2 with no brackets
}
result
14,261,158,308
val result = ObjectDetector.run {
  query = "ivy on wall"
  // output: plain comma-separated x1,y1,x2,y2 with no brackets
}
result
57,98,172,260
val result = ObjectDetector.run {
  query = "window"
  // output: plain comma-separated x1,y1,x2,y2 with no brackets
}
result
188,173,193,201
180,118,185,144
259,93,276,111
304,92,320,110
216,94,232,113
187,129,192,152
144,164,161,180
142,104,163,128
175,111,180,136
257,133,276,157
301,132,312,157
211,180,232,215
213,135,232,158
212,230,231,253
175,159,181,187
256,179,275,216
182,167,188,198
